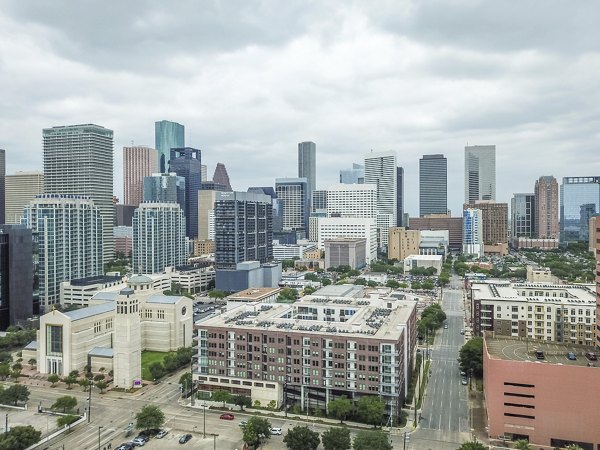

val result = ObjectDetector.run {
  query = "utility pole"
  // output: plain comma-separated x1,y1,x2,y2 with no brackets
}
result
190,358,195,407
88,381,93,423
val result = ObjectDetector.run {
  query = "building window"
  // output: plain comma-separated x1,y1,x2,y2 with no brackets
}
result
94,321,101,333
158,310,165,319
105,318,113,330
46,325,63,357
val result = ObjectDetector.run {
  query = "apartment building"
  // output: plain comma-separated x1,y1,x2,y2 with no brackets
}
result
195,296,417,415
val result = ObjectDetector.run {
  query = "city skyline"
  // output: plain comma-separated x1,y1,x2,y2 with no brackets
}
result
1,2,599,217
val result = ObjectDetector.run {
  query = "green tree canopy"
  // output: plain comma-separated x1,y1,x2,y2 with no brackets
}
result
457,440,486,450
208,289,226,299
386,280,400,289
63,374,77,389
242,416,271,447
0,384,29,405
458,337,484,377
51,396,77,413
95,380,108,393
356,396,385,427
233,394,252,410
322,278,332,286
47,374,60,387
322,426,351,450
327,396,353,423
283,426,320,450
514,440,532,450
352,430,392,450
303,286,317,295
135,405,165,431
212,390,232,406
278,288,299,302
0,425,41,450
148,362,165,380
78,378,91,392
57,415,79,428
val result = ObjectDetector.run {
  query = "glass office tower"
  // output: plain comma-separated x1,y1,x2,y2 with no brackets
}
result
155,120,184,173
560,177,600,243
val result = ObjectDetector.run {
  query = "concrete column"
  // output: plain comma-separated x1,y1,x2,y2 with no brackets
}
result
301,385,305,411
325,388,330,413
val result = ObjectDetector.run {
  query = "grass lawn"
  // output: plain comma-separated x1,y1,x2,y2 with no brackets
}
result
141,351,171,381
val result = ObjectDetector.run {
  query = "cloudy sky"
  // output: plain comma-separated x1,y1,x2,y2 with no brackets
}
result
1,0,599,216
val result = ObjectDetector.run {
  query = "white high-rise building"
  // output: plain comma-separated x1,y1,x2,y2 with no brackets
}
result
132,203,187,274
464,145,496,204
463,208,483,257
317,217,378,263
43,124,114,261
326,184,377,219
364,151,397,248
5,171,44,224
23,195,103,312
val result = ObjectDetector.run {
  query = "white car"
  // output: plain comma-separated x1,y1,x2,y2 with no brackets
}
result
270,428,282,435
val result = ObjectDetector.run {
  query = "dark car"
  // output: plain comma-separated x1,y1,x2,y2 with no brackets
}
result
179,434,192,444
567,352,577,361
535,350,545,360
116,444,134,450
585,351,598,361
220,413,235,420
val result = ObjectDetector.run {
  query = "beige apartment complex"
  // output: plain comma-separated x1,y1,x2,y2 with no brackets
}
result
387,227,420,261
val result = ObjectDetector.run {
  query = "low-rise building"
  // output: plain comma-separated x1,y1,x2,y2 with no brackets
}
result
273,241,318,261
471,280,596,346
324,238,367,269
526,266,554,283
195,295,417,414
191,239,215,256
484,334,600,449
387,227,420,261
511,237,560,250
226,287,281,305
167,265,215,294
403,254,443,275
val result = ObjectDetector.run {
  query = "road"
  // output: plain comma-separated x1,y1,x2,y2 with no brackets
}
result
409,276,471,449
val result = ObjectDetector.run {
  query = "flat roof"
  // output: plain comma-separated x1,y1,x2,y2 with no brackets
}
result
485,335,597,368
312,284,364,298
471,281,596,304
146,294,184,304
88,347,113,358
227,287,281,301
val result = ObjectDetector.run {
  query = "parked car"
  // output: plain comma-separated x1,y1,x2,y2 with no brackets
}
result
131,438,146,447
567,352,577,361
444,324,448,329
156,430,168,439
461,378,468,385
239,421,247,428
535,350,545,360
585,351,597,361
116,444,134,450
460,329,465,335
220,413,235,420
270,428,282,435
179,434,192,444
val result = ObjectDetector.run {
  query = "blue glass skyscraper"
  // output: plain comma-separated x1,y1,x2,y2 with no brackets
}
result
560,176,600,243
169,148,201,238
155,120,184,173
143,173,186,213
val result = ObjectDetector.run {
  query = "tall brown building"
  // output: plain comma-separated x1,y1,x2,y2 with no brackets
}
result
123,146,158,206
534,175,559,239
465,201,508,245
594,216,600,349
408,214,463,251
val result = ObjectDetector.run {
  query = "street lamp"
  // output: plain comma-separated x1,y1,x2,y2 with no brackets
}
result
97,426,103,450
88,381,94,423
283,382,287,418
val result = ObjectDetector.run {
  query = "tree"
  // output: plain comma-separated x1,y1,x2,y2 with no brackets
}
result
63,374,77,389
179,372,192,391
51,396,77,413
563,445,584,450
267,400,277,410
148,362,165,381
322,427,351,450
386,280,400,289
57,414,79,428
283,426,320,450
514,440,532,450
93,374,105,382
356,396,385,427
457,441,486,450
322,278,332,286
212,390,232,406
303,286,317,295
278,288,299,302
354,278,367,286
0,384,29,405
95,380,108,394
458,337,484,377
78,378,91,392
367,281,378,288
0,425,42,450
328,396,353,423
48,374,60,387
135,405,165,431
352,430,392,450
242,416,271,447
28,358,36,369
10,369,21,382
208,289,226,299
0,364,9,381
234,394,252,411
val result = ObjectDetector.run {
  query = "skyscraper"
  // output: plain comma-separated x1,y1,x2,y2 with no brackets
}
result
5,171,44,224
0,150,5,225
212,163,232,192
0,225,33,330
397,167,405,226
298,141,316,197
419,154,447,217
123,146,159,206
364,150,397,248
43,124,113,261
23,195,103,312
463,208,483,257
339,163,365,184
155,120,184,173
511,193,536,239
534,176,559,239
464,145,496,204
560,176,600,243
275,178,309,234
467,201,508,245
326,184,377,219
214,191,273,270
132,202,187,274
169,147,201,238
143,173,186,211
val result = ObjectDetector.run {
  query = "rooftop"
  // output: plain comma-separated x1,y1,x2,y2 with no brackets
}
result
485,334,597,368
227,287,281,301
88,347,113,358
64,301,115,321
471,280,596,304
146,294,184,304
312,284,364,298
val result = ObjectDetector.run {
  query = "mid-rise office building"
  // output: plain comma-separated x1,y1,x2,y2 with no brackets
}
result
298,142,316,198
169,147,201,238
123,146,159,207
408,215,463,251
339,163,364,184
23,195,103,312
143,172,186,211
195,295,417,414
464,145,496,204
511,193,535,240
326,184,376,219
155,120,184,173
43,124,114,261
212,163,232,192
311,190,327,213
419,154,447,217
463,208,483,257
324,238,367,270
214,191,273,270
364,151,397,247
534,176,559,239
0,150,4,224
397,167,404,226
0,225,33,329
595,216,600,347
114,226,133,257
5,171,44,224
468,201,508,245
115,204,136,227
388,227,420,261
276,178,309,234
132,203,187,274
317,217,377,263
560,176,600,243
